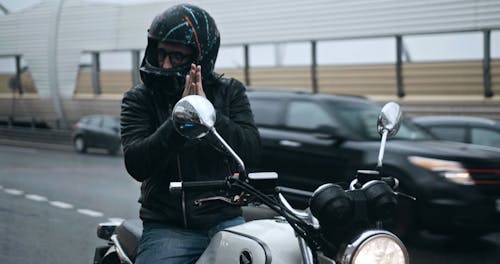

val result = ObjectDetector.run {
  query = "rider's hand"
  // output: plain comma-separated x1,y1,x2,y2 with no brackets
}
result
182,63,206,98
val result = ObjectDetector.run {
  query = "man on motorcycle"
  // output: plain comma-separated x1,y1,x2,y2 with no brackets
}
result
120,4,261,263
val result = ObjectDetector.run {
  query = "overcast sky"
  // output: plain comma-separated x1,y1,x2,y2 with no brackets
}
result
0,0,499,72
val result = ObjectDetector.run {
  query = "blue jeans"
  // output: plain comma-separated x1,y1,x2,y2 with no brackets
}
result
135,217,245,264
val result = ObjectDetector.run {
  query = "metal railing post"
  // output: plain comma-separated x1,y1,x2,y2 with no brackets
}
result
244,44,250,86
311,40,318,93
15,55,23,94
396,35,405,98
92,52,101,95
483,30,493,98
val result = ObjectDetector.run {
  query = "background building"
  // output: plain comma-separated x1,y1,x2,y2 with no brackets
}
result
0,0,499,128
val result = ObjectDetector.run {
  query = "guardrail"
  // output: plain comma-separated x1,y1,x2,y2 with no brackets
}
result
0,126,72,147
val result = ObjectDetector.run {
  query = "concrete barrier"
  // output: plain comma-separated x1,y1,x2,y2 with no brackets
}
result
0,126,73,151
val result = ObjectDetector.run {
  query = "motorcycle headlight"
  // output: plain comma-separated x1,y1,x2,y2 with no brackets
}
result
340,230,409,264
408,156,473,185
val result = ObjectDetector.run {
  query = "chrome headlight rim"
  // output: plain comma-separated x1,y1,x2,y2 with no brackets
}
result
339,229,409,264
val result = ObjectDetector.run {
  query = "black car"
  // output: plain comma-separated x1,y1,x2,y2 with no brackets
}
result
71,115,121,155
412,115,500,149
247,91,500,239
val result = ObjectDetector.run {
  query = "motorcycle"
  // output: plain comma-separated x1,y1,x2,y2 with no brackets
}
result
93,95,411,264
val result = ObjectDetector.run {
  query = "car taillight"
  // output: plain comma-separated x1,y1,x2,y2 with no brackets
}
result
73,123,81,129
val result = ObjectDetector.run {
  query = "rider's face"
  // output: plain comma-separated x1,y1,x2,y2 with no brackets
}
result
157,42,194,69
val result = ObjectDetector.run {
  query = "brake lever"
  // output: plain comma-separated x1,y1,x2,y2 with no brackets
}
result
194,196,233,206
194,193,246,207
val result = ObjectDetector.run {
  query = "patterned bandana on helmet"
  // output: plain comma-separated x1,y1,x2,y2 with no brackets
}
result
140,4,220,96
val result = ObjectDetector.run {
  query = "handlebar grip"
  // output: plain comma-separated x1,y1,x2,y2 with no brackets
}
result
169,182,183,194
169,180,229,194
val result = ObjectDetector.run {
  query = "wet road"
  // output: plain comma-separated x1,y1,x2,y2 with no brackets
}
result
0,144,499,263
0,145,140,264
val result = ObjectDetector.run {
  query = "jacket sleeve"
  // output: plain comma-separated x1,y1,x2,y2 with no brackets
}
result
120,88,186,182
213,79,261,169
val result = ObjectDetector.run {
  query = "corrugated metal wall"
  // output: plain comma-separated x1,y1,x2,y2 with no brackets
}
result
211,0,500,44
493,60,500,94
0,1,57,97
1,0,500,100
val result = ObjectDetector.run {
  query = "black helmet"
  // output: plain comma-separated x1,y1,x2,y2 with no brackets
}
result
140,4,220,96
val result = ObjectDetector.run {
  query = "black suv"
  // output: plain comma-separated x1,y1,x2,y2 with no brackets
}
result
247,90,500,239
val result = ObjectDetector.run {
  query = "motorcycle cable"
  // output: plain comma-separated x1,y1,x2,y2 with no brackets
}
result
230,177,324,261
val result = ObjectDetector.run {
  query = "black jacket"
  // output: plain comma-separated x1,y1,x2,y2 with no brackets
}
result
120,76,260,230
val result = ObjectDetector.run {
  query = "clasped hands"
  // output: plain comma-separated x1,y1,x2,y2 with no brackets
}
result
182,63,206,98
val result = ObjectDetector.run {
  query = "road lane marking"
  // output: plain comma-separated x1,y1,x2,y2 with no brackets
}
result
77,209,104,217
1,186,125,221
4,188,24,195
0,145,38,154
25,194,49,202
50,201,74,209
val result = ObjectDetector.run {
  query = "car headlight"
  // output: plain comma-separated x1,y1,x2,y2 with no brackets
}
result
408,156,473,185
340,230,409,264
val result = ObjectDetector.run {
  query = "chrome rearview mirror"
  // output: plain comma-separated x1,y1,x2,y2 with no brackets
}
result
376,102,402,169
377,102,402,138
172,95,246,175
172,95,216,139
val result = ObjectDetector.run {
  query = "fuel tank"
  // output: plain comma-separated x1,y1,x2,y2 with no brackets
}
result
196,219,302,264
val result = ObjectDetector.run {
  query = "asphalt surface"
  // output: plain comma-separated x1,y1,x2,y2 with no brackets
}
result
0,144,140,264
0,143,499,263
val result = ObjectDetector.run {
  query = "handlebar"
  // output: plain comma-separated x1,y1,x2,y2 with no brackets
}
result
169,172,279,195
170,178,315,200
170,175,399,200
169,179,229,194
352,170,399,190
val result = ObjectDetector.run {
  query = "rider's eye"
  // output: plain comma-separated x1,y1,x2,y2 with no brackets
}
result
169,52,186,64
157,49,166,63
157,50,191,66
171,52,194,64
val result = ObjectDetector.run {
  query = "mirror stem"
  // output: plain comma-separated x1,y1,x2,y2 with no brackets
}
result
210,128,246,177
377,129,388,169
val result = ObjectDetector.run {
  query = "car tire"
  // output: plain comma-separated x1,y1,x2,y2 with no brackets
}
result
74,136,87,153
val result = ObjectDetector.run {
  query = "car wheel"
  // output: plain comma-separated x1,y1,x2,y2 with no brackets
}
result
74,136,87,153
